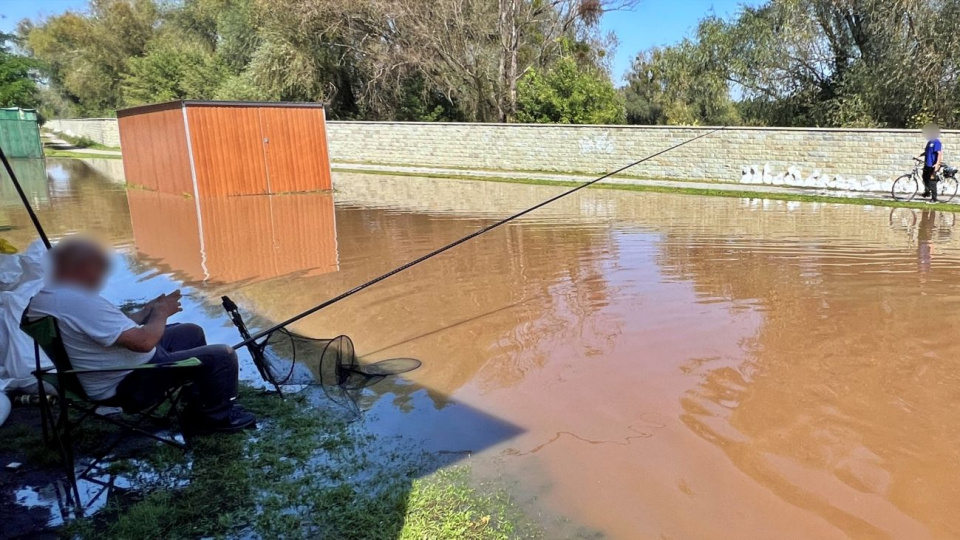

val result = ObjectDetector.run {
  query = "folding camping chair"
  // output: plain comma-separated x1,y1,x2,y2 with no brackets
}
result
21,314,201,511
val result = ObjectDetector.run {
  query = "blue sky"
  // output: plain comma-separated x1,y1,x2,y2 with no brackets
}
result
0,0,86,32
2,0,760,82
601,0,762,81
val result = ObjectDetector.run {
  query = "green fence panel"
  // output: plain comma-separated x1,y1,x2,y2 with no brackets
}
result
0,108,43,159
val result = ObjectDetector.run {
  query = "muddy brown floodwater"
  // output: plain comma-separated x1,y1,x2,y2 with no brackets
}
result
5,159,960,539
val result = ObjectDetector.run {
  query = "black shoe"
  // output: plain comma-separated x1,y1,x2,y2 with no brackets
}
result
921,192,931,198
184,407,257,435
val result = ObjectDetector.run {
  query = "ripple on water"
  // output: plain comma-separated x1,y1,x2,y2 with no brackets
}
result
5,164,960,538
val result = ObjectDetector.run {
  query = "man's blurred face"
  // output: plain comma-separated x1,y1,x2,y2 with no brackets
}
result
52,238,112,291
75,252,110,290
924,125,940,141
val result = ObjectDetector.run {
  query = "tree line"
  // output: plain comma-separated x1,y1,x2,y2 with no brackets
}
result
9,0,630,124
626,0,960,128
6,0,960,128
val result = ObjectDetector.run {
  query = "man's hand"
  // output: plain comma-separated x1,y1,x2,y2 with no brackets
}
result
116,290,182,353
152,290,183,318
128,290,182,324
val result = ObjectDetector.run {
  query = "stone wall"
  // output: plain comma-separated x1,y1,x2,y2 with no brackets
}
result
45,118,957,193
44,118,122,148
328,122,959,192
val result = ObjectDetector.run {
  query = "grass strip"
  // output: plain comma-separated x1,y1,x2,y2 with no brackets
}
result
43,131,121,152
44,150,123,160
333,166,960,212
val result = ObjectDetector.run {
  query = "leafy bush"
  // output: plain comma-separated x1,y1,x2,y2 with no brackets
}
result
516,56,625,125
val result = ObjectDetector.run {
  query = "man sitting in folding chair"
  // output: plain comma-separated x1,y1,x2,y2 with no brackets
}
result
27,237,256,435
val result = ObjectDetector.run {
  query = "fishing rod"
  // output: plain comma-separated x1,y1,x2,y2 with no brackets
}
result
0,145,51,249
232,126,727,350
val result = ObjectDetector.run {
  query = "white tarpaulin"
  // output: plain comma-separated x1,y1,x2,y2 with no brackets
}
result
0,240,51,394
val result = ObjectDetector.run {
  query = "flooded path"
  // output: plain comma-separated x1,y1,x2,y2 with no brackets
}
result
5,159,960,539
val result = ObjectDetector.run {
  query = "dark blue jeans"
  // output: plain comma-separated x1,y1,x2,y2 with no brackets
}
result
115,323,238,423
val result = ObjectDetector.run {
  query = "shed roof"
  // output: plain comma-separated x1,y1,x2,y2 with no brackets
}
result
0,108,39,121
116,100,326,118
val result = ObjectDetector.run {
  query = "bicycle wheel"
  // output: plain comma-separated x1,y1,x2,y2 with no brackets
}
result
889,207,917,231
938,176,959,203
891,174,919,201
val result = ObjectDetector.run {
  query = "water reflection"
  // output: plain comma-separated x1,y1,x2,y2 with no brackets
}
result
2,162,525,531
0,159,47,208
127,190,339,285
6,163,960,538
1,159,131,247
670,211,960,538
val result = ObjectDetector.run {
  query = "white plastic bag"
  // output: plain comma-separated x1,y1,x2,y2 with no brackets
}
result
0,392,9,427
0,240,52,393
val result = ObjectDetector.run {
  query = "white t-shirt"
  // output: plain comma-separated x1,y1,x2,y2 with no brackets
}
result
27,285,155,401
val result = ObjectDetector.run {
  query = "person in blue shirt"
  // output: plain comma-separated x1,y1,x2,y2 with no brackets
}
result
919,124,943,202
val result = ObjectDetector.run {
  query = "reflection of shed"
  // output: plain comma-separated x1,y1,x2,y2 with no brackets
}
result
0,158,47,207
127,190,339,284
0,108,43,158
117,101,332,196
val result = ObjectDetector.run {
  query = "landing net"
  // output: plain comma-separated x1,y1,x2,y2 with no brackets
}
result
223,296,421,414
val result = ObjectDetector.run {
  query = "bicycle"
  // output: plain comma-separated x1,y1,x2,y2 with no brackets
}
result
891,157,960,202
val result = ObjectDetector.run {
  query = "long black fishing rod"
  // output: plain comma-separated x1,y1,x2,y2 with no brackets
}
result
0,145,51,249
233,126,727,350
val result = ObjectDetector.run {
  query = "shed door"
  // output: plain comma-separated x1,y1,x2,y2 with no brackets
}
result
186,106,269,196
258,107,332,194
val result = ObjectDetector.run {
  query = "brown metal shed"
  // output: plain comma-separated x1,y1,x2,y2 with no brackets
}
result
117,101,332,196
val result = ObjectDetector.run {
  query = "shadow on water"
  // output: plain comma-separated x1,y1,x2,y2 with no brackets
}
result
0,159,526,538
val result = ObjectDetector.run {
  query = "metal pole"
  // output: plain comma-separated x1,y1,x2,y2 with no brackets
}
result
0,145,51,249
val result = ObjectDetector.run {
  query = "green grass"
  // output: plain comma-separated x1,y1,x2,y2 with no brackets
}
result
0,421,61,466
59,387,531,539
333,162,723,185
333,166,960,212
332,159,676,182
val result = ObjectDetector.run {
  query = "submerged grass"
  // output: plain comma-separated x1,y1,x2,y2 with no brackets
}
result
58,387,530,539
333,166,960,212
43,131,121,152
43,150,123,160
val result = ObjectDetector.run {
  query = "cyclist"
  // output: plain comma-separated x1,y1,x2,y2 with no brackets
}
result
919,123,943,202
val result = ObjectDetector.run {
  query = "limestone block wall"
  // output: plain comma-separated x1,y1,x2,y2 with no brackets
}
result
44,118,122,148
327,122,960,193
45,118,959,193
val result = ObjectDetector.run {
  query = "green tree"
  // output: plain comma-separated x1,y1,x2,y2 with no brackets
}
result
621,0,960,129
0,33,41,109
23,0,159,116
622,19,740,126
19,0,632,123
701,0,960,128
516,56,625,124
123,40,229,105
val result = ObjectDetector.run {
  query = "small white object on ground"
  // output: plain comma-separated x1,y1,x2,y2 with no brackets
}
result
0,392,10,427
